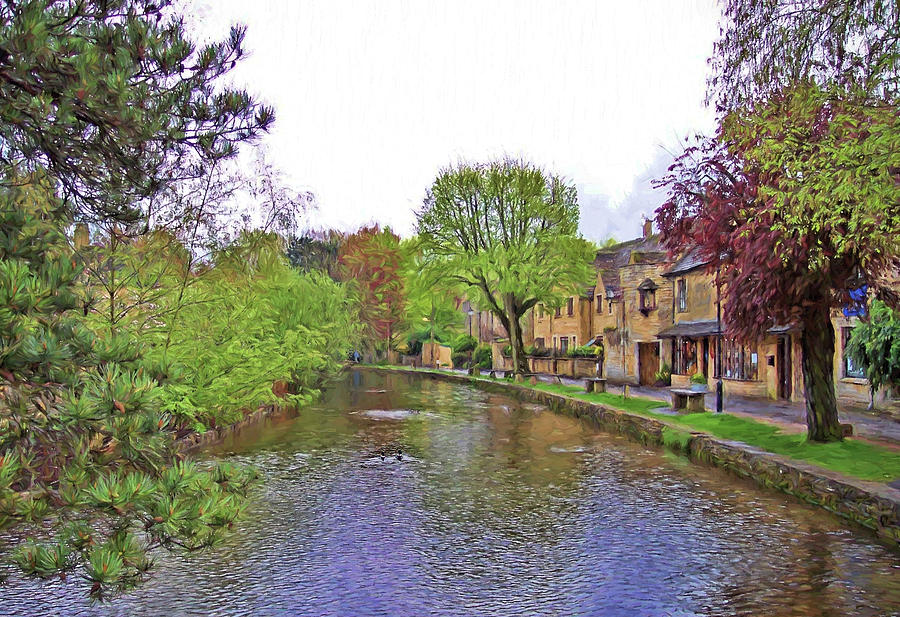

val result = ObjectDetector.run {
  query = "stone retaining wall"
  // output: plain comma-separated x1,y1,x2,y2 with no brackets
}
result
365,367,900,545
177,404,287,453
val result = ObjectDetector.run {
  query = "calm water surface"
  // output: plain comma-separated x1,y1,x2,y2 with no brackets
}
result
1,370,898,616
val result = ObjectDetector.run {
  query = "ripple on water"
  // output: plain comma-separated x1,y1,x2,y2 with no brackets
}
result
1,372,898,617
351,408,429,420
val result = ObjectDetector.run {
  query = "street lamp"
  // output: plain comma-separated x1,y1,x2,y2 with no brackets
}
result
716,257,725,413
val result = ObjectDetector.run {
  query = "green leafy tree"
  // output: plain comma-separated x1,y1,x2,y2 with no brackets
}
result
847,300,900,409
416,159,594,374
150,232,359,430
400,238,463,351
0,0,273,221
286,230,344,278
0,178,254,595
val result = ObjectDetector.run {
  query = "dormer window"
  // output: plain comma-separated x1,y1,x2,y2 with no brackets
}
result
638,279,658,315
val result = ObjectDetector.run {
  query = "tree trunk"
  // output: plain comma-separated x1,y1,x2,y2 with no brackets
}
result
502,293,529,374
800,309,843,442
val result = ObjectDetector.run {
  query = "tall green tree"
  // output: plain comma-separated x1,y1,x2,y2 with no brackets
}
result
149,232,359,431
416,159,594,374
0,177,254,595
0,0,273,222
286,230,343,279
400,238,463,350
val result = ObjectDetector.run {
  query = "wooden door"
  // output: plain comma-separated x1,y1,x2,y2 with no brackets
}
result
638,342,660,385
777,336,792,399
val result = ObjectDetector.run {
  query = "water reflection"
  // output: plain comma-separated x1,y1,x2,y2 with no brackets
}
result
0,369,897,616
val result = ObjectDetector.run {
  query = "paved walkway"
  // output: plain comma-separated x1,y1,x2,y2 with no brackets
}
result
544,375,900,447
440,367,900,446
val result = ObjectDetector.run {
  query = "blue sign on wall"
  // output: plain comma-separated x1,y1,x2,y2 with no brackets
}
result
843,285,867,317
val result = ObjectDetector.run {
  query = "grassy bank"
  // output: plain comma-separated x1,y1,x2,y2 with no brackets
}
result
369,366,900,483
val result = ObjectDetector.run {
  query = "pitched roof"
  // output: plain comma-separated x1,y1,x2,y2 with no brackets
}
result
663,247,711,277
593,234,665,296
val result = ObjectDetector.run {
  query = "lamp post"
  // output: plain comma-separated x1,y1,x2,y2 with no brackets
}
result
467,309,475,368
716,262,724,413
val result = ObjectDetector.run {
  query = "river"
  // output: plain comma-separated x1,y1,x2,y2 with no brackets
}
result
1,369,898,616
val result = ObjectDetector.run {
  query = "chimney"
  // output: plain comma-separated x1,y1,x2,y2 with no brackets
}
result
642,217,653,238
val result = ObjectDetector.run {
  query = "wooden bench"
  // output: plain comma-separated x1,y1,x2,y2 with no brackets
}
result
670,388,707,413
584,377,607,393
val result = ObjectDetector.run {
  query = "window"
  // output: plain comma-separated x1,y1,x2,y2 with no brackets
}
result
538,303,545,320
637,279,658,315
559,337,569,353
723,339,758,381
534,337,545,349
566,297,574,316
676,278,687,312
596,295,603,313
842,327,865,378
608,300,613,315
675,337,698,374
555,305,561,317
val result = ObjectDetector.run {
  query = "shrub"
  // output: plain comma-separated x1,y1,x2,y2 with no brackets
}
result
452,334,477,354
501,344,512,357
451,351,470,368
653,363,672,386
569,345,597,358
525,344,551,357
690,372,708,385
473,345,492,368
406,335,424,356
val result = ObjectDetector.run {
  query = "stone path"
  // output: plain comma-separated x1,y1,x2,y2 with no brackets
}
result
443,368,900,447
550,375,900,447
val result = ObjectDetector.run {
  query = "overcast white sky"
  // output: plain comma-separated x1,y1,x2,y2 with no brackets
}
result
190,1,719,242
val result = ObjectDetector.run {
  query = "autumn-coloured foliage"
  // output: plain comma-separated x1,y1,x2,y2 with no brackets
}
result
338,226,405,349
655,83,899,441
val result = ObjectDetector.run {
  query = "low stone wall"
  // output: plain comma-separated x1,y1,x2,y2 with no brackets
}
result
365,367,900,545
555,357,573,377
573,357,599,377
177,404,291,453
530,356,554,374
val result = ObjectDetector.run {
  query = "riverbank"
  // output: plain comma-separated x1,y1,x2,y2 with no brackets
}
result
361,365,900,544
176,402,294,453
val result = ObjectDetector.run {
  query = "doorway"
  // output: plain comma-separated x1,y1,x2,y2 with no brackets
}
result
701,338,710,377
777,336,792,400
638,342,660,385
